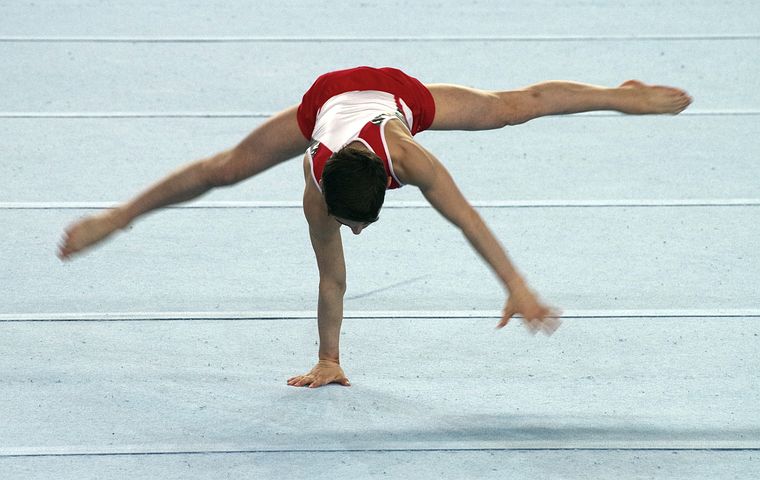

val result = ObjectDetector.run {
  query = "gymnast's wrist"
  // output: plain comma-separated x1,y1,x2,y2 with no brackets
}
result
505,275,528,293
318,352,340,365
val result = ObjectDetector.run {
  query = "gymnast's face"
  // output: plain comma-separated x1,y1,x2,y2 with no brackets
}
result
334,217,374,235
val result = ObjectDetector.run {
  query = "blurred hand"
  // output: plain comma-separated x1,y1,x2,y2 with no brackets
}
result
287,359,350,388
498,284,562,335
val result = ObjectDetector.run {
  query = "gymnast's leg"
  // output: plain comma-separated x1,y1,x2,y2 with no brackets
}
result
58,105,309,259
425,80,693,131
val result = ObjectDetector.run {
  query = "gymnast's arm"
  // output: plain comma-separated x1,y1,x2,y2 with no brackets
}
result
394,138,561,334
287,157,351,388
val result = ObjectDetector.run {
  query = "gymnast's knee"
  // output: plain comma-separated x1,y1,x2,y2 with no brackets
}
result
497,90,541,126
206,148,259,187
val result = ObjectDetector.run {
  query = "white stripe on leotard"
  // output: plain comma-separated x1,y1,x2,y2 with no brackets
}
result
311,90,413,151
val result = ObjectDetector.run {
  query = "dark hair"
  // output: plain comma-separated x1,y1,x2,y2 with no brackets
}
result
322,147,387,222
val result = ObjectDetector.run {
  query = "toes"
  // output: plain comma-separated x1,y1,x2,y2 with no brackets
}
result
60,245,77,259
57,243,74,260
673,97,692,114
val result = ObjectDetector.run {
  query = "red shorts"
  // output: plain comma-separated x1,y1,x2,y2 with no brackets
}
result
296,66,436,140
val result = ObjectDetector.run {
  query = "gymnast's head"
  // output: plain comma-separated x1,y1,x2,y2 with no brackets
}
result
321,146,388,235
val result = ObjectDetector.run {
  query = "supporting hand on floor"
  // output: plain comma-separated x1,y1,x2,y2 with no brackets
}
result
287,359,351,388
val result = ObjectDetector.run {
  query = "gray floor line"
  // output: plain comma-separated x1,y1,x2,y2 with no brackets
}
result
1,34,759,43
3,441,760,458
4,199,760,210
2,309,759,322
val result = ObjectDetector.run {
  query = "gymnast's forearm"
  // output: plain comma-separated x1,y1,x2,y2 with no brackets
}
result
460,212,527,292
115,150,235,227
316,281,345,363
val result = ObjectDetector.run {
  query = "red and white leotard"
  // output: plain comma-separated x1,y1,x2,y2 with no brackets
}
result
296,66,436,192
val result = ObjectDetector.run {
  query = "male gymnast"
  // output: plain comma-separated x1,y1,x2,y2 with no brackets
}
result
58,66,692,388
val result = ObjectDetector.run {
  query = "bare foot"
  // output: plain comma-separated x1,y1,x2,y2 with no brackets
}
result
617,80,693,115
57,209,126,260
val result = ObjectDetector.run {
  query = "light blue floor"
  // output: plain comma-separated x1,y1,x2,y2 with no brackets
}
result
2,1,759,478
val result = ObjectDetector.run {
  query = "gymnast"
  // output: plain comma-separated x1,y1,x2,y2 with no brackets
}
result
58,66,692,388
